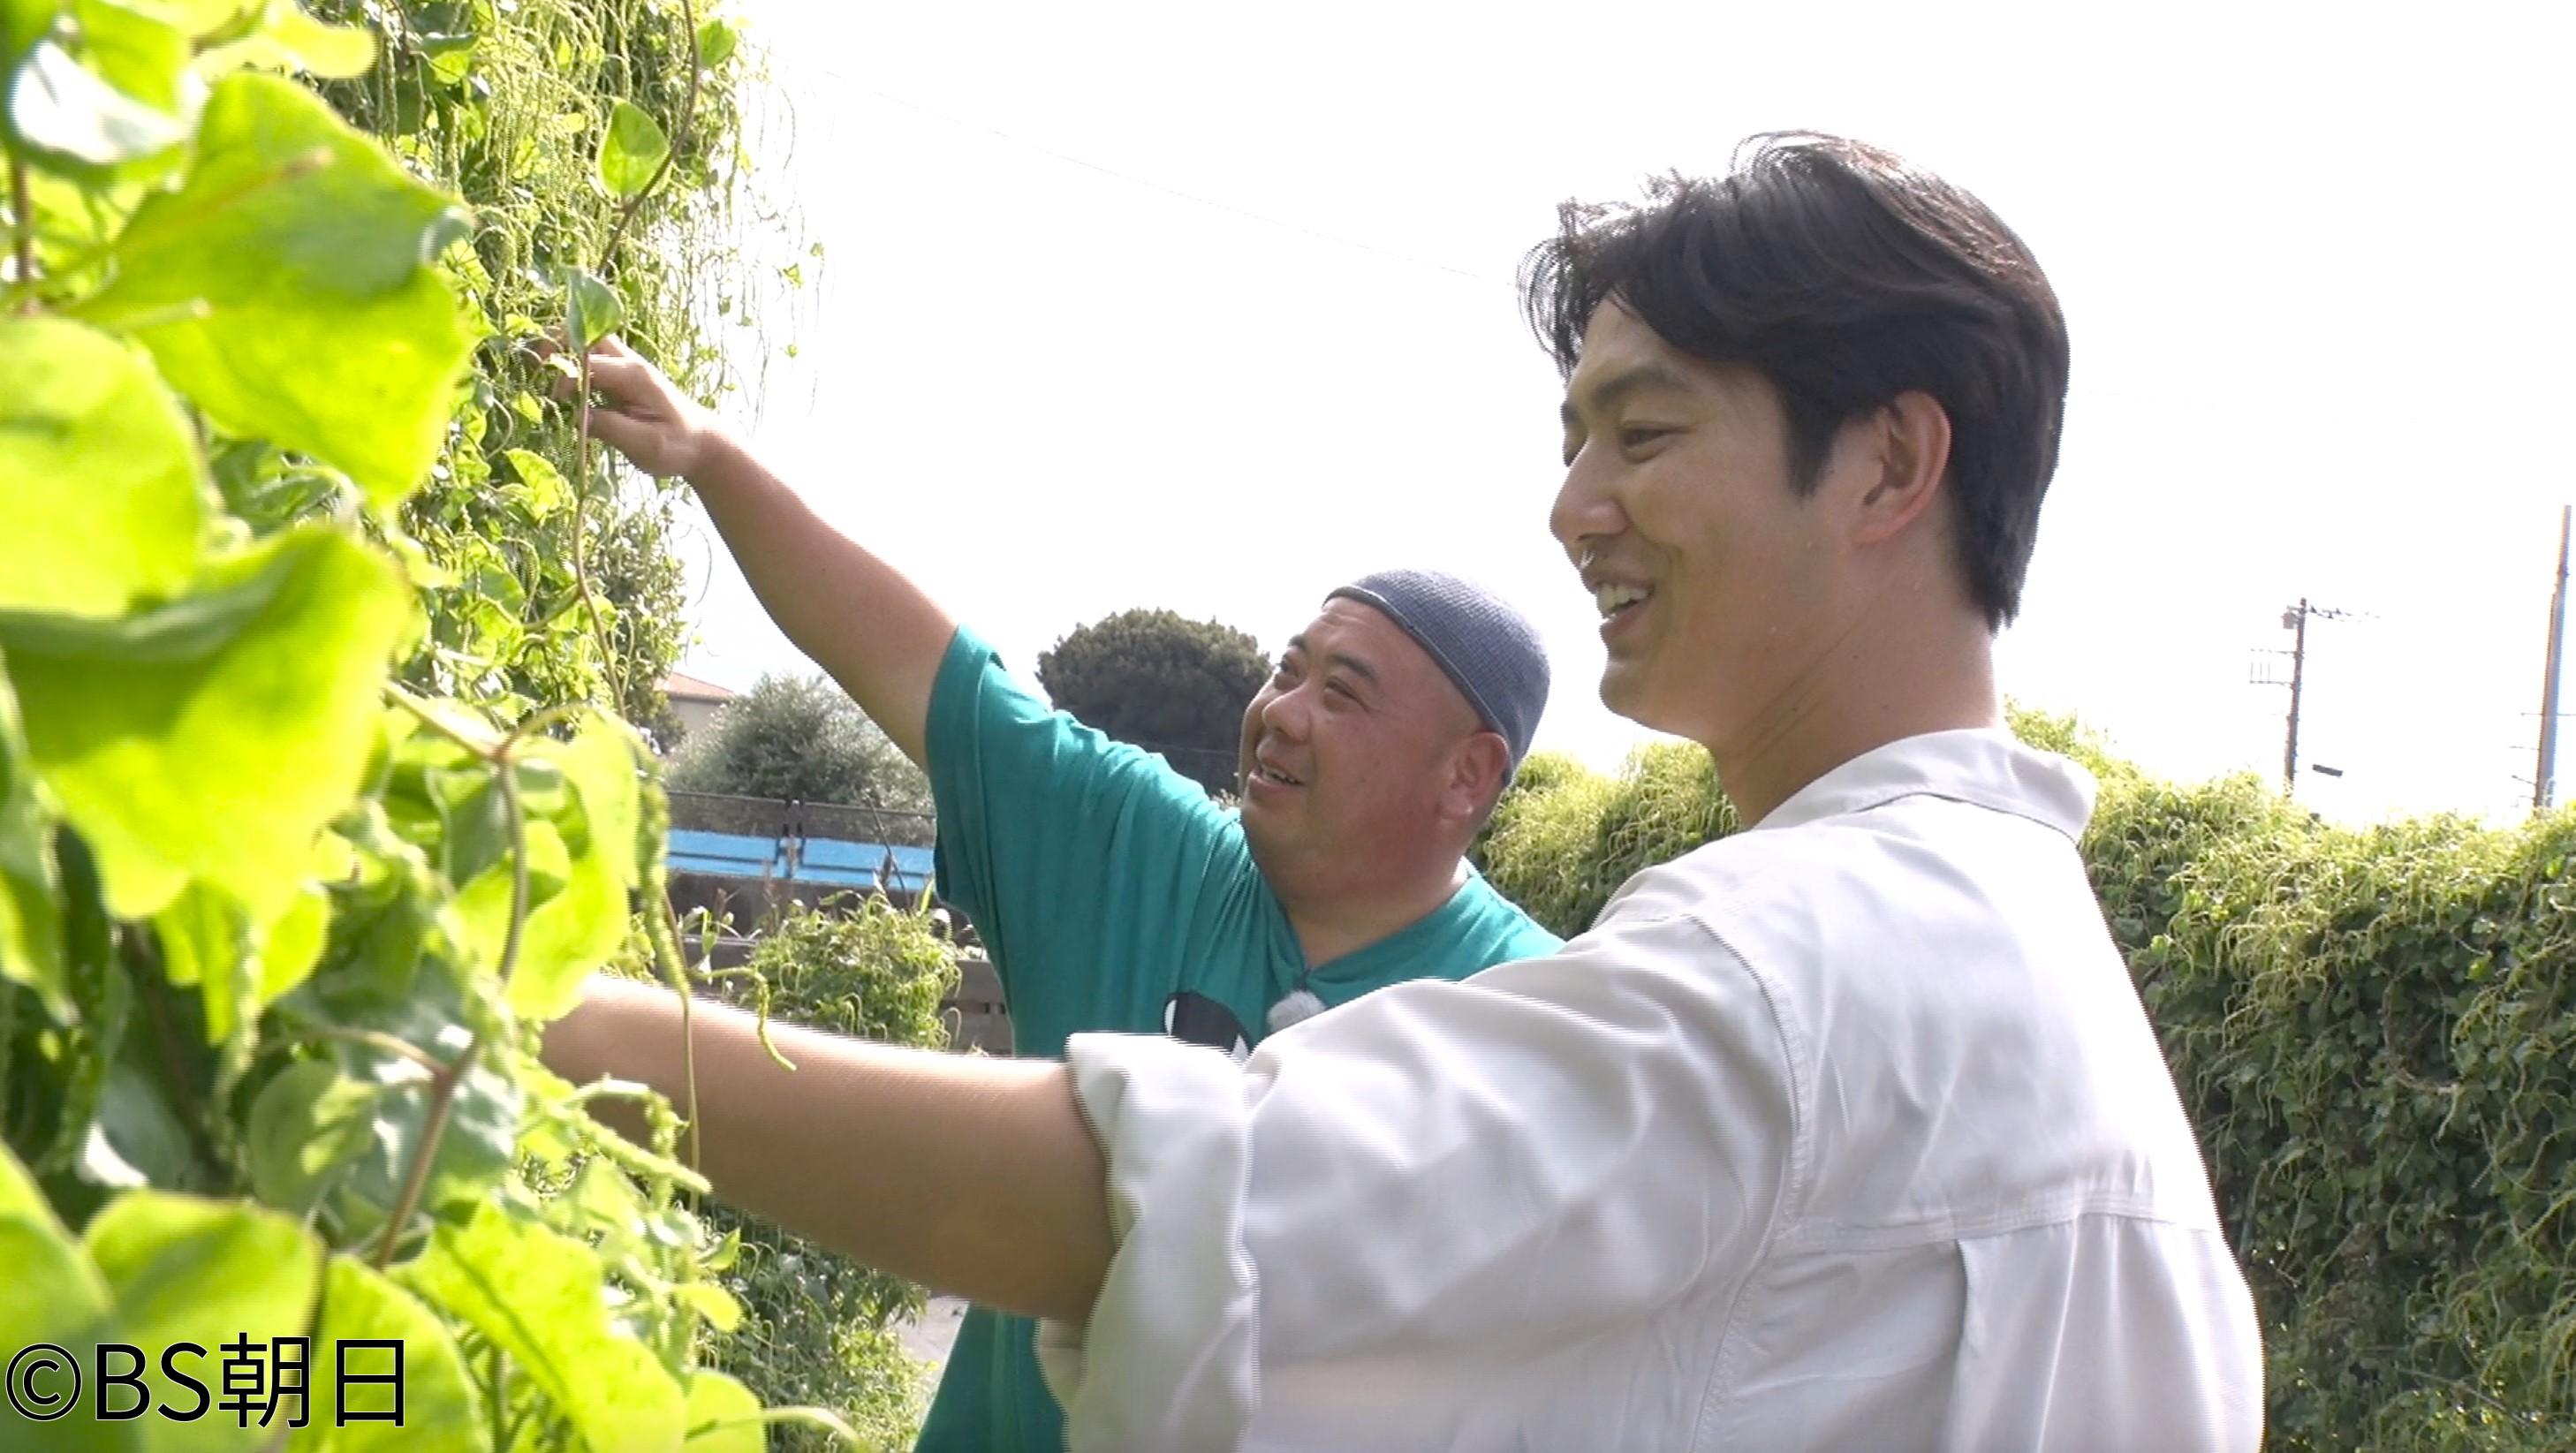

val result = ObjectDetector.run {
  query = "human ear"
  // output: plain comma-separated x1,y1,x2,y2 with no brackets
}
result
1848,390,1953,546
1445,732,1512,826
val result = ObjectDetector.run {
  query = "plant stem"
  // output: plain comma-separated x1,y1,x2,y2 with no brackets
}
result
387,685,585,761
488,755,532,992
501,1398,535,1453
486,1344,511,1453
129,935,211,1157
370,745,530,1268
8,152,34,314
0,980,19,1139
369,1041,475,1268
569,344,625,711
663,899,702,1173
298,1024,455,1079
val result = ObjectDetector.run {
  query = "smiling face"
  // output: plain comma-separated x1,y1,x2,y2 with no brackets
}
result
1552,301,1847,750
1234,596,1496,894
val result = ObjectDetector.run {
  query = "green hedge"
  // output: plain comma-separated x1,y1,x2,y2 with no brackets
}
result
1473,712,2576,1449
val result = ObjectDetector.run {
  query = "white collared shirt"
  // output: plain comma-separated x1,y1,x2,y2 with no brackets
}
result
1037,730,2267,1451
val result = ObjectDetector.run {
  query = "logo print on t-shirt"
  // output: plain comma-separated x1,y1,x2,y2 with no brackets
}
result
1163,991,1251,1063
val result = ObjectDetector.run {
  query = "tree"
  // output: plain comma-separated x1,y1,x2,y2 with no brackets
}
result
1037,608,1271,795
669,673,933,812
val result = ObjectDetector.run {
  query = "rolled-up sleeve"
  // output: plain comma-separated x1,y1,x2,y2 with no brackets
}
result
1034,899,1800,1450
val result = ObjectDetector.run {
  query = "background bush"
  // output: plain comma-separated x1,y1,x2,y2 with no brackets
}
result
670,673,934,813
1036,607,1269,796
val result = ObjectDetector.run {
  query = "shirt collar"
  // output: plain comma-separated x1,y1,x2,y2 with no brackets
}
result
1750,728,2098,843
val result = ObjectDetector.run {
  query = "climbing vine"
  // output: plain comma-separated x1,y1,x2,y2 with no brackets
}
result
1,0,852,1447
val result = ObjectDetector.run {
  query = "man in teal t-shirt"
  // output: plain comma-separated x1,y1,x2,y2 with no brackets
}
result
555,336,1561,1452
920,602,1561,1450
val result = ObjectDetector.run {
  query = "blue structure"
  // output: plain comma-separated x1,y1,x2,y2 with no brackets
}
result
796,838,936,896
665,828,934,897
669,829,784,879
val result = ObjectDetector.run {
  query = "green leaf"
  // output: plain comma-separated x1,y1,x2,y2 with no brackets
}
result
692,16,736,70
81,1058,201,1192
504,718,642,1021
0,318,207,618
83,1190,322,1451
136,0,246,36
246,1059,378,1215
0,1130,92,1264
673,1280,741,1336
564,266,624,352
2,0,64,68
449,813,570,974
0,664,70,1020
682,1370,763,1451
0,526,411,924
499,447,569,518
0,554,283,663
417,31,471,87
0,1145,131,1452
6,36,186,169
69,0,193,125
153,876,243,994
73,0,193,110
558,1156,647,1245
72,74,478,508
539,716,643,889
398,1201,686,1453
194,0,372,79
511,756,569,821
292,811,443,1010
258,881,330,1011
155,876,322,1043
291,1257,486,1451
595,97,666,198
430,766,512,889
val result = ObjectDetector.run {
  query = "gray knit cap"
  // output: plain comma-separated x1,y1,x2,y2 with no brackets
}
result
1326,568,1551,775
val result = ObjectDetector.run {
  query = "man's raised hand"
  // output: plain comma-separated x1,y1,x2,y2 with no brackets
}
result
536,329,955,766
545,334,721,480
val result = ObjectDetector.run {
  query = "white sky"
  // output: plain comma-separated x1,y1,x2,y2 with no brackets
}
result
666,0,2575,827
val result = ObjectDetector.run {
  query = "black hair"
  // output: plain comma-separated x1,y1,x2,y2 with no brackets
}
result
1520,133,2071,629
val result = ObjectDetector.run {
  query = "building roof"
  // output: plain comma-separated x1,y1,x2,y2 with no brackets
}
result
661,671,739,703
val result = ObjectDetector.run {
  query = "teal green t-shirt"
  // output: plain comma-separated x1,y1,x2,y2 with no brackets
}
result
912,626,1562,1453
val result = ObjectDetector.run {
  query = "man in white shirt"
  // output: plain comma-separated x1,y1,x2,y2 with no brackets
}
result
543,132,2266,1449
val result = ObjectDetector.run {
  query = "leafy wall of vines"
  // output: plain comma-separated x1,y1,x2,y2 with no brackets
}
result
0,0,869,1446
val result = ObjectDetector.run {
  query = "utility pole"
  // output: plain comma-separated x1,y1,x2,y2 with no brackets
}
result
2283,596,2308,793
2264,599,2362,798
2536,504,2572,811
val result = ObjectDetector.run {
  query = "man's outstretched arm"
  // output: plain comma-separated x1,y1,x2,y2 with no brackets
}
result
569,337,952,765
542,972,1115,1323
